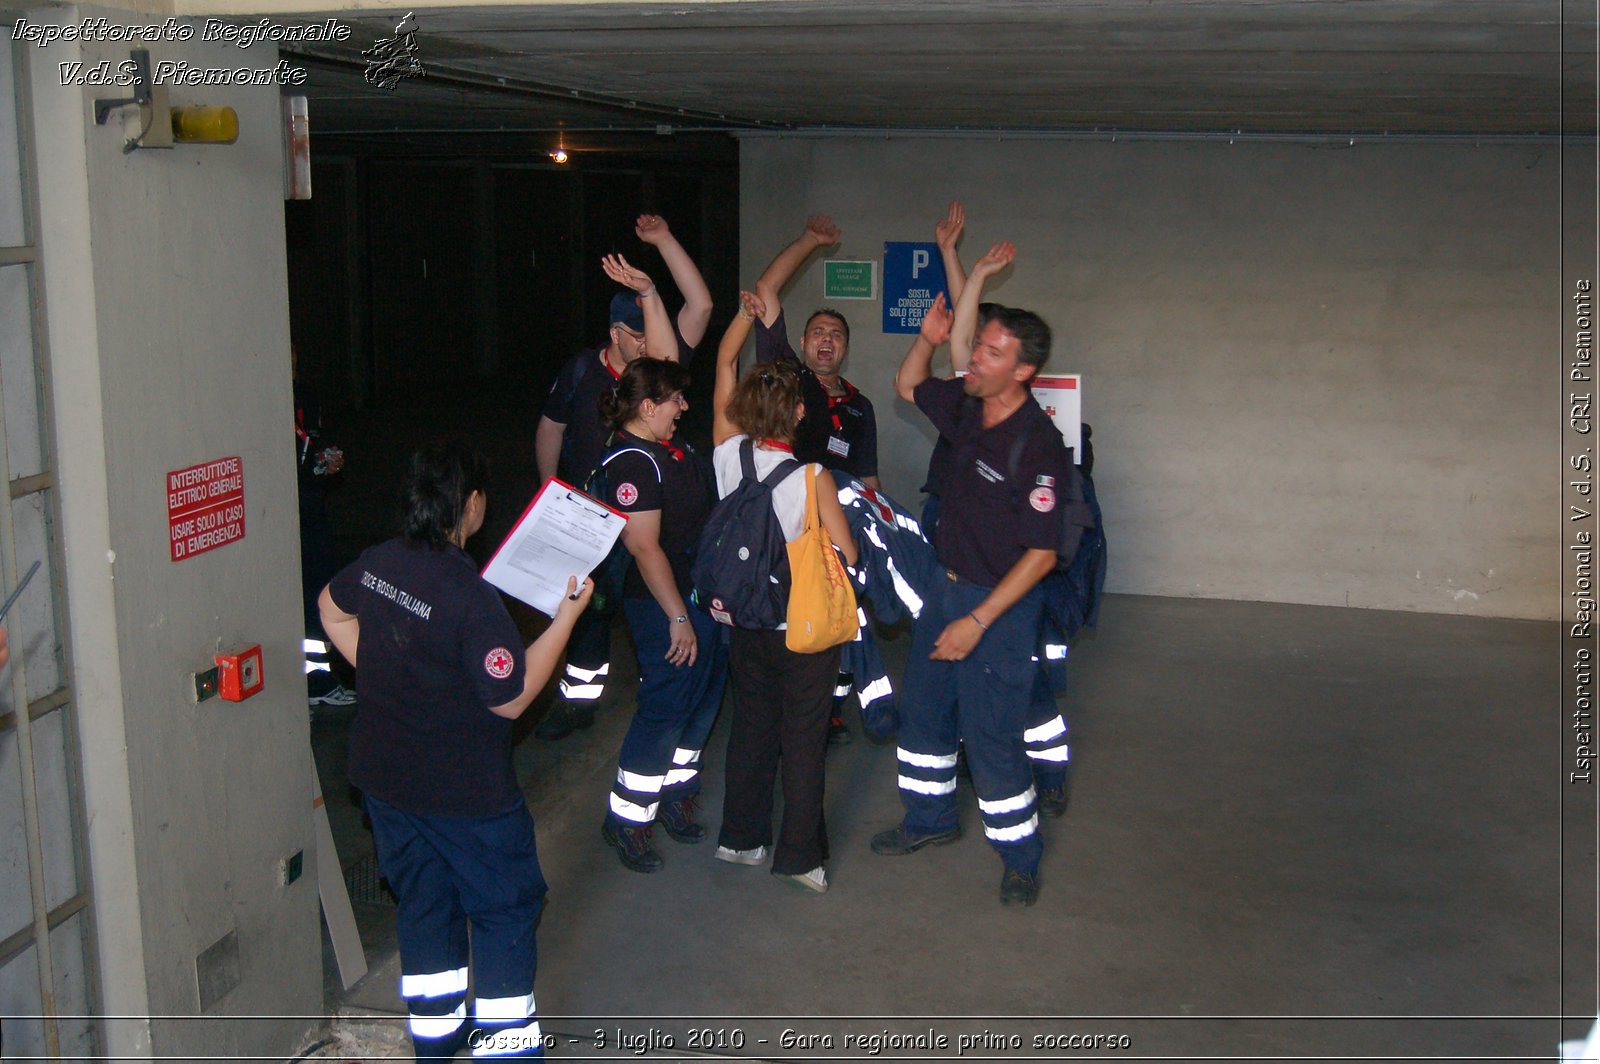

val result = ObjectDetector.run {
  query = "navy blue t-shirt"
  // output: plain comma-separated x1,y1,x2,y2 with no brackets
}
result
542,326,696,485
328,538,526,817
755,310,878,480
598,431,712,599
913,376,1071,587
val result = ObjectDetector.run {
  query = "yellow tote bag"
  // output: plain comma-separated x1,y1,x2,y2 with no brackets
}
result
785,465,859,653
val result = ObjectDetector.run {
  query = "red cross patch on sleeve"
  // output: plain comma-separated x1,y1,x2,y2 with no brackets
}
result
484,647,516,679
615,482,639,507
1029,486,1057,513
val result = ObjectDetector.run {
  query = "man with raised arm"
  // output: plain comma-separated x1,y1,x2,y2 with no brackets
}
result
872,243,1071,908
534,215,713,742
751,214,881,494
926,206,1075,816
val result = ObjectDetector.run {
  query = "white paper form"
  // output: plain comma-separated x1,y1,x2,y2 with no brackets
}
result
482,478,626,617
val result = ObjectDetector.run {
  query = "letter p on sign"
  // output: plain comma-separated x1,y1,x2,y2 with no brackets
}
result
911,249,930,277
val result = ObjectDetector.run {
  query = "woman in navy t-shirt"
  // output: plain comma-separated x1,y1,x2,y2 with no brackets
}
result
320,441,590,1061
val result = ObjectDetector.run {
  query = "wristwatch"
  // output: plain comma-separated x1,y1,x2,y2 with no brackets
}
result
672,614,689,624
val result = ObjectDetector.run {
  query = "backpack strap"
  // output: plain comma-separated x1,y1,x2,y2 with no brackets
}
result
598,431,663,482
739,437,802,489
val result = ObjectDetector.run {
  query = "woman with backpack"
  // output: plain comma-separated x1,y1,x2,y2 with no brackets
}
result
709,290,858,893
594,357,728,874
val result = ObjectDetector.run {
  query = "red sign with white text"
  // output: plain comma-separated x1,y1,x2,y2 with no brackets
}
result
168,456,246,562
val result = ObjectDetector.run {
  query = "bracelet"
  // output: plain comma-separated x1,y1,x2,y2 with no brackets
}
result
738,305,754,323
969,613,989,631
641,285,658,299
671,614,689,624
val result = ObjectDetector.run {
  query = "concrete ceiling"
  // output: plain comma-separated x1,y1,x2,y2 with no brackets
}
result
279,0,1594,151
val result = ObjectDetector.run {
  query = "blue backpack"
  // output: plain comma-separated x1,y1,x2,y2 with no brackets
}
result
691,439,802,629
1005,418,1106,637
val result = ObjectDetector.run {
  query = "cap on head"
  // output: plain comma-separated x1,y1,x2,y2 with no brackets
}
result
609,291,645,332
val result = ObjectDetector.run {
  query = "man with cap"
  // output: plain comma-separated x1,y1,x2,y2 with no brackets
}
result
534,215,713,741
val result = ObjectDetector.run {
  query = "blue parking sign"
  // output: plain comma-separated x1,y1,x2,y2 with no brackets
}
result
882,241,948,334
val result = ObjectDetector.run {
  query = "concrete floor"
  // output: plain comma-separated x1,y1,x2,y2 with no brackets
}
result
308,591,1571,1062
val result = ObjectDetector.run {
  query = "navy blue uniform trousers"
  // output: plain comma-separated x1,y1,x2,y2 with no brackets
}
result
366,795,548,1060
894,578,1045,874
606,600,727,827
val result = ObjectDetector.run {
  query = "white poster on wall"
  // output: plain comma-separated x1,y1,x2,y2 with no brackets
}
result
1031,375,1082,465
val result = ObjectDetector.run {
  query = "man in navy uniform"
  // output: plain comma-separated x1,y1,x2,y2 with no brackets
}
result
873,244,1071,908
534,216,712,740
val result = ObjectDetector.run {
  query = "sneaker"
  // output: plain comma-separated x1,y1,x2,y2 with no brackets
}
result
309,684,357,707
1038,783,1069,818
780,865,828,893
827,717,853,746
657,797,705,844
714,844,768,866
535,702,594,742
869,824,961,856
600,821,662,874
1000,869,1040,907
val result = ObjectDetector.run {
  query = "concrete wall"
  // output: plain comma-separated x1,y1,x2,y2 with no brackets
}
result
740,135,1562,620
28,8,320,1058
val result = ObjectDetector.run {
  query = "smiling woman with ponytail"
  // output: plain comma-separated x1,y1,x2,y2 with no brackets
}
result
593,358,728,875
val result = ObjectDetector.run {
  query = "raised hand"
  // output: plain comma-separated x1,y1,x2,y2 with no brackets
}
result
935,200,965,251
635,213,671,246
972,241,1015,280
804,214,842,248
919,292,953,347
601,253,654,294
737,289,767,323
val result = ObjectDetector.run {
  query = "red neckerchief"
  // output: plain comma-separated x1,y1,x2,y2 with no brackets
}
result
658,437,685,462
758,439,794,453
824,378,857,432
600,348,622,381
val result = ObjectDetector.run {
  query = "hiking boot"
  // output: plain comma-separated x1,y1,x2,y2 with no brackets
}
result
535,702,594,742
779,865,828,893
1037,783,1069,818
657,797,705,844
869,824,961,856
827,717,853,745
601,821,662,873
715,844,768,866
1000,869,1040,907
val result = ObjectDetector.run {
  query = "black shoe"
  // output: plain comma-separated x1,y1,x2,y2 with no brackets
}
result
657,796,705,844
827,717,853,746
870,824,961,856
1000,869,1039,907
1038,783,1069,818
535,702,594,741
601,821,662,873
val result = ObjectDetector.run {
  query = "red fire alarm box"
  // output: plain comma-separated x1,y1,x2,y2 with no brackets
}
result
215,644,264,701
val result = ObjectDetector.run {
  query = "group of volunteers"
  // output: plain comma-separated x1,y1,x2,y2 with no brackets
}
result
315,206,1094,1060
